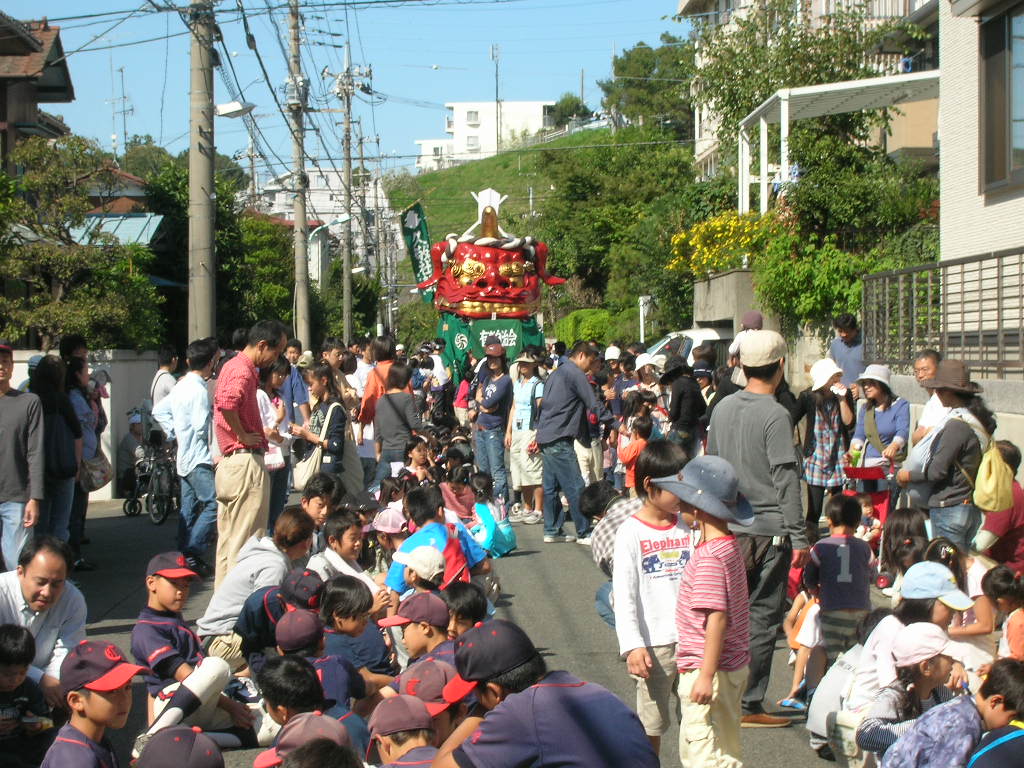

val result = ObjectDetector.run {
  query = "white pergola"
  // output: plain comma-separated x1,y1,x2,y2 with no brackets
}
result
738,70,940,213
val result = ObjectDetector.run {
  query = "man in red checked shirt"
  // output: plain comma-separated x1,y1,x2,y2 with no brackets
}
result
213,320,288,587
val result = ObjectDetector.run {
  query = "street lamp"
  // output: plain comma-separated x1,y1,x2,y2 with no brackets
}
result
215,100,256,118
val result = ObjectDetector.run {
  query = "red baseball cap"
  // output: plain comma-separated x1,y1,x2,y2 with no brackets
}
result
146,552,199,580
378,592,449,629
60,640,146,698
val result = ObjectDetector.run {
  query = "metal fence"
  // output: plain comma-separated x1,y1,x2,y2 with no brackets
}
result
862,247,1024,379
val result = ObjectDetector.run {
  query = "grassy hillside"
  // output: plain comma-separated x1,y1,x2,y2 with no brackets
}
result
386,128,612,243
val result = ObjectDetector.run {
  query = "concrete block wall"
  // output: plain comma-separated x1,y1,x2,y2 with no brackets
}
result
11,349,159,501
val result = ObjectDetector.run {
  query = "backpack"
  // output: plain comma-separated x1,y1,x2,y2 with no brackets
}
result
440,523,471,589
972,441,1015,512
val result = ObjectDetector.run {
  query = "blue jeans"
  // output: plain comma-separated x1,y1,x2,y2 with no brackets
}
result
929,503,981,553
373,448,406,490
267,462,290,532
178,464,218,558
40,476,76,542
540,438,590,538
595,580,615,628
0,501,29,571
476,428,509,504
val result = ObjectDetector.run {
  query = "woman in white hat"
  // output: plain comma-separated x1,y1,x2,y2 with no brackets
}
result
845,364,910,472
793,358,856,543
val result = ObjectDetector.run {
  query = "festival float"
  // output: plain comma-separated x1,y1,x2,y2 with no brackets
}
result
415,188,565,377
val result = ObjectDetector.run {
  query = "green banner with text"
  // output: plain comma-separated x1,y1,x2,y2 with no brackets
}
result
401,202,434,304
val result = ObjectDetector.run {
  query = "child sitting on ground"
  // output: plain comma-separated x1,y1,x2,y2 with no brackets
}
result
390,659,466,746
0,625,54,766
617,415,653,497
439,581,490,640
295,472,338,555
983,566,1024,660
130,552,255,756
856,622,956,760
40,641,145,768
392,546,445,599
197,507,316,671
307,509,390,612
135,724,224,768
880,657,1024,768
320,576,398,688
368,694,439,767
433,620,658,768
468,472,516,558
253,657,354,767
379,592,455,666
611,439,689,757
804,495,874,667
663,454,753,765
274,609,371,754
368,503,410,577
232,568,325,676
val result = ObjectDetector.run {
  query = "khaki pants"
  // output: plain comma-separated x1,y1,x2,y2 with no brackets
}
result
630,643,678,736
214,451,269,588
205,632,247,673
678,665,748,768
574,438,602,485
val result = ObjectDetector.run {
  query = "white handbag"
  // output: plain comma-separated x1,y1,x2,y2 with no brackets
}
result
292,403,340,490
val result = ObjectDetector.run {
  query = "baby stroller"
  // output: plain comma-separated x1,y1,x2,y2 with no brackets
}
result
122,407,179,524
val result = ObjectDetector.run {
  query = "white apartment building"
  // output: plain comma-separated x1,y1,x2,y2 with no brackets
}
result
256,167,401,287
414,100,555,171
677,0,931,177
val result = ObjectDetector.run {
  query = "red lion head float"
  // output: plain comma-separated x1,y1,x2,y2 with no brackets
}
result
416,205,565,320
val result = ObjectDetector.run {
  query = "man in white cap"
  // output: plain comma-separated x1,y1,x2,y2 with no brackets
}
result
706,329,807,728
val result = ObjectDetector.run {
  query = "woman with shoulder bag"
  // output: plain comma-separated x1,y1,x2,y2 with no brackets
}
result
845,364,910,488
897,360,996,552
793,358,856,544
66,356,105,571
372,361,422,489
29,355,82,542
290,363,348,482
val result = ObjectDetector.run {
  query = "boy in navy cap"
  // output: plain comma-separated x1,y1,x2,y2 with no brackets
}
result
368,694,438,767
434,619,658,768
232,567,324,675
655,455,753,768
253,709,352,768
274,609,367,713
389,658,464,745
40,640,145,768
130,552,254,756
135,725,224,768
379,592,454,667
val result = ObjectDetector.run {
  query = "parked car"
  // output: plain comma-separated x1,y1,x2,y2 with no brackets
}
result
645,328,733,367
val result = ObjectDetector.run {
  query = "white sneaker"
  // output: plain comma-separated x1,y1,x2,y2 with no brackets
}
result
543,534,575,543
563,534,577,543
522,510,544,525
576,536,592,546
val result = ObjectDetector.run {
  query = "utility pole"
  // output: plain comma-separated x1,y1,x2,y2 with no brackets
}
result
288,0,311,348
579,68,585,106
187,2,216,340
490,44,500,153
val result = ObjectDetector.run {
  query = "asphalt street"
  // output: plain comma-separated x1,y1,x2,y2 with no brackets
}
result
73,501,821,767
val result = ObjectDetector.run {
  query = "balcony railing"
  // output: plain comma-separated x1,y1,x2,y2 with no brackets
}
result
862,247,1024,379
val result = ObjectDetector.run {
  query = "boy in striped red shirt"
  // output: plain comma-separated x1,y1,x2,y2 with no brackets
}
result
654,455,753,768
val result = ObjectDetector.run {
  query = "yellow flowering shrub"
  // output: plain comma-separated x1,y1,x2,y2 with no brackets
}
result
670,211,780,279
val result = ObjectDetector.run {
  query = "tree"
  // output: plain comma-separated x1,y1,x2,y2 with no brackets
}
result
598,33,695,139
548,93,592,128
122,134,175,180
0,136,163,349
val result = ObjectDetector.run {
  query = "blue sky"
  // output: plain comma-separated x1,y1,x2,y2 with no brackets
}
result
8,0,687,183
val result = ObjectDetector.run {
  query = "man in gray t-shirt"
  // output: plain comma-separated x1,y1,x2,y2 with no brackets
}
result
706,329,808,726
0,343,42,570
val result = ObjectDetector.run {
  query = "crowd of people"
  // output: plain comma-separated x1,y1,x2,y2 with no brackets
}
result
0,311,1023,767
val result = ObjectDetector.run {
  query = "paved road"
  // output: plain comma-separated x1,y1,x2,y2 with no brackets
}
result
74,502,819,767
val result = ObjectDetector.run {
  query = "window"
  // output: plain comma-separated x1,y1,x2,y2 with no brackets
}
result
982,2,1024,189
433,146,441,156
466,135,480,151
466,110,480,124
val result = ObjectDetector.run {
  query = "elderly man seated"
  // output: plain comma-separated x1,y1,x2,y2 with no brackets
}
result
0,536,87,708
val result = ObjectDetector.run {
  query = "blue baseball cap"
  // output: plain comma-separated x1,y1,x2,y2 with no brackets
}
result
901,562,973,611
